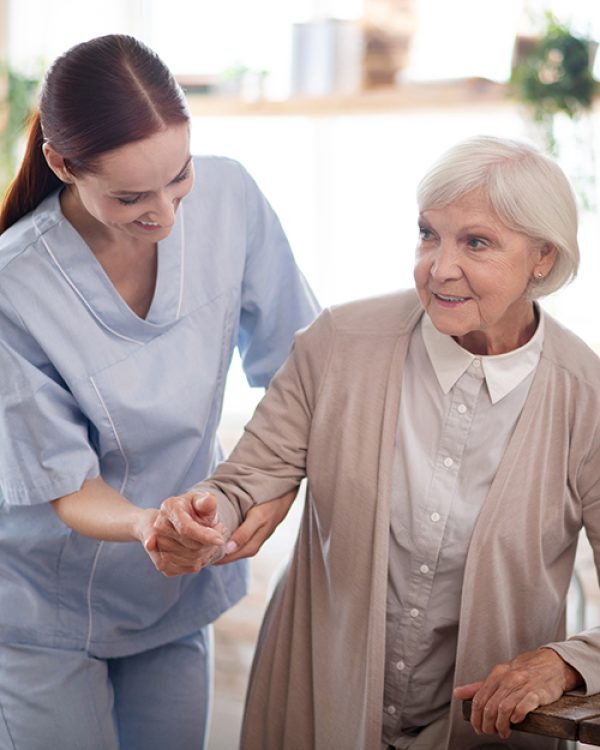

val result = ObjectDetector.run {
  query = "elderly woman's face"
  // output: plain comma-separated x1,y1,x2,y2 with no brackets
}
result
414,188,556,355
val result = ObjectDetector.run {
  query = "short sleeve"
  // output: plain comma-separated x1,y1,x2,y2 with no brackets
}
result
0,299,99,507
237,165,319,386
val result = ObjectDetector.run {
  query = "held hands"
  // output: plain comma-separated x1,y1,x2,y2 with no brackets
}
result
454,648,582,739
145,492,226,577
144,488,297,576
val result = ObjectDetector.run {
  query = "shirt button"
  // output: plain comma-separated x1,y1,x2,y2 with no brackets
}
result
473,359,481,368
387,705,397,715
443,457,453,468
430,512,440,523
457,404,467,414
419,564,430,575
396,660,406,671
410,608,419,618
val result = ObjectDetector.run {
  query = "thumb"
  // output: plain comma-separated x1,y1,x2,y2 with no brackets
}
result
219,513,262,559
453,681,483,700
222,522,256,556
192,492,218,521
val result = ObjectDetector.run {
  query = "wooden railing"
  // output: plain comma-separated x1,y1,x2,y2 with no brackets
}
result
463,694,600,745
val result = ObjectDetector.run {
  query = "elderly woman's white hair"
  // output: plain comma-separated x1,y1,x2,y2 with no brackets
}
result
416,135,580,298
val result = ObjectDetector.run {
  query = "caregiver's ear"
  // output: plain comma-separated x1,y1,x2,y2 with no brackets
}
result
42,142,73,184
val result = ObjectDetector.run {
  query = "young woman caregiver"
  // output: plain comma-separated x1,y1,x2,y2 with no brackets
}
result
0,34,318,750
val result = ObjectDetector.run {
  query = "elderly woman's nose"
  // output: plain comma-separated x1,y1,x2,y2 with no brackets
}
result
430,243,461,278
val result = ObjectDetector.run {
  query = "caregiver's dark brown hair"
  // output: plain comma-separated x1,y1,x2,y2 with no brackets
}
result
0,34,189,232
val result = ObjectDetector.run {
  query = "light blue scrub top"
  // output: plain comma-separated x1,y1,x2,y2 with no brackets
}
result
0,156,319,658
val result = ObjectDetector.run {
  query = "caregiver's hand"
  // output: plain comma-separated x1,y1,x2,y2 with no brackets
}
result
214,489,297,564
454,648,582,739
148,492,226,576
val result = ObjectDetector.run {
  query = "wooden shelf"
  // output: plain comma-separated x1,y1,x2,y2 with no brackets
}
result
184,78,511,118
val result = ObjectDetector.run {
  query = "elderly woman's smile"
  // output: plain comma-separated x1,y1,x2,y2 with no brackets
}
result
414,188,557,356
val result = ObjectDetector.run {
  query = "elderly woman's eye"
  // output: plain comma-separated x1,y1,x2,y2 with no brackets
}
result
419,226,433,240
467,237,486,249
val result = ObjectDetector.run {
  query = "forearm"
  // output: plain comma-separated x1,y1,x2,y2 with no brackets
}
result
51,476,155,544
191,434,305,530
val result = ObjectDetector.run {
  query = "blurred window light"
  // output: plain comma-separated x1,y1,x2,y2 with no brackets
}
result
404,0,523,82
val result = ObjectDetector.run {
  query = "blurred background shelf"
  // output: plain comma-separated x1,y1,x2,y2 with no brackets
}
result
184,77,509,117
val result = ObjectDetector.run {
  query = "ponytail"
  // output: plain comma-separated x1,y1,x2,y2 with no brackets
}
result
0,112,62,233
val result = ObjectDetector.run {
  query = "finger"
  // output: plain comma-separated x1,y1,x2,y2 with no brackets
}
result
144,542,164,572
169,494,222,544
157,561,202,577
159,494,199,534
156,508,224,546
495,697,517,739
155,542,212,563
213,512,266,564
157,535,225,567
154,523,222,550
145,535,193,576
481,700,503,736
157,529,222,550
510,691,542,726
454,681,486,735
453,682,484,700
471,688,495,735
469,692,487,735
215,496,294,564
214,520,281,564
191,493,219,524
469,665,511,735
480,685,522,736
156,546,221,576
153,514,181,538
161,551,216,572
215,537,261,564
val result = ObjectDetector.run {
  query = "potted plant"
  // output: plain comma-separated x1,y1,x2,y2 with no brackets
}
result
510,12,596,154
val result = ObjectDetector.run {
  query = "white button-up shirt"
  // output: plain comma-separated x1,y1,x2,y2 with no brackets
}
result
382,309,544,743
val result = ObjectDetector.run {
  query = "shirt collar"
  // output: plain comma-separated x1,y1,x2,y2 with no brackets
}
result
420,307,544,404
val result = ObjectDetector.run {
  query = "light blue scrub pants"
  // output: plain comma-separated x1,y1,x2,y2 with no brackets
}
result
0,627,213,750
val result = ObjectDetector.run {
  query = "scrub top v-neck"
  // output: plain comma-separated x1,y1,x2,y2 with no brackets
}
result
42,190,186,340
0,155,319,657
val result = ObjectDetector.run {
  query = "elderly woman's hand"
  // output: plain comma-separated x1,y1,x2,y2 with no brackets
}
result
454,648,582,739
147,492,226,576
213,489,297,564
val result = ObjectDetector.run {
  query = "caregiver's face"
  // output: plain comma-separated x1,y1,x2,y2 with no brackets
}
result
48,123,194,244
414,188,556,356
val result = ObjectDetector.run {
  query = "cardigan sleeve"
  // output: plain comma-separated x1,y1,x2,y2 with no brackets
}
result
544,420,600,694
192,308,335,532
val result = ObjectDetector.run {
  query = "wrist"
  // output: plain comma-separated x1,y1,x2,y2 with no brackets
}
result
131,507,159,545
541,648,583,691
562,661,583,692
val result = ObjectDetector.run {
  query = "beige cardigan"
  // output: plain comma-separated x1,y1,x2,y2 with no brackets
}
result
197,290,600,750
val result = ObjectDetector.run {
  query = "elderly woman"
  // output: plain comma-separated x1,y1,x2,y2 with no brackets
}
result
153,135,600,750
